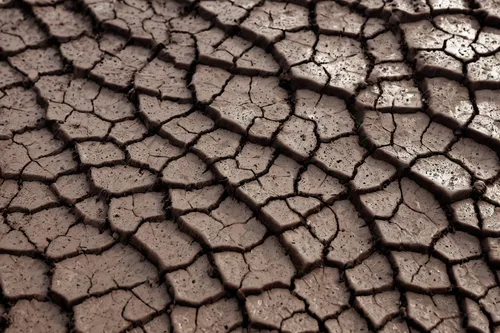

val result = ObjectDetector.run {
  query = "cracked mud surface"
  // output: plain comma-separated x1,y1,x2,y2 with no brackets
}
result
1,0,500,332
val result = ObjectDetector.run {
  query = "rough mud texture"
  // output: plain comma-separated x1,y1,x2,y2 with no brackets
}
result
1,0,500,332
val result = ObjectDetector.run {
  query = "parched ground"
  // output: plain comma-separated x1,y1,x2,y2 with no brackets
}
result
1,0,500,332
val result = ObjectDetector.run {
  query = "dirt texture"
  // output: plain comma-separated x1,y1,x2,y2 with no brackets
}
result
1,0,500,332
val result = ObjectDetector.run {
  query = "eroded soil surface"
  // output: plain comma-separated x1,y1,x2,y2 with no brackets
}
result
1,0,500,332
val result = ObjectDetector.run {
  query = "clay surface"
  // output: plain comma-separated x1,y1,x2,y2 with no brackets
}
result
1,0,500,332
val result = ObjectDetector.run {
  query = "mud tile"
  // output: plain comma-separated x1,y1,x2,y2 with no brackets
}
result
294,267,349,320
368,31,403,63
237,155,299,208
192,65,232,104
406,293,459,331
451,199,480,231
213,251,249,290
282,313,319,333
7,206,75,252
74,196,108,227
110,119,148,145
222,141,274,182
137,314,169,333
76,141,124,167
324,308,369,333
23,149,78,181
247,118,280,144
412,155,472,202
91,165,156,195
73,290,136,333
480,286,500,324
180,202,265,251
289,62,329,93
316,1,364,37
377,80,422,112
127,135,182,172
355,291,401,329
0,8,47,54
60,36,103,72
363,18,385,38
9,181,58,212
245,289,305,330
286,196,321,216
352,156,396,192
414,50,463,80
346,253,393,294
167,306,198,333
368,62,412,82
109,192,164,236
468,54,500,90
8,47,63,81
326,200,372,266
295,90,354,141
435,14,479,41
0,254,49,300
236,46,280,75
201,299,243,332
428,0,468,12
358,180,400,220
261,199,302,232
449,138,500,181
298,164,345,203
392,252,450,293
132,220,200,272
0,62,24,89
0,179,18,210
485,237,500,266
0,87,44,139
58,112,112,141
14,128,64,160
193,129,241,163
378,318,410,333
276,116,317,161
162,153,213,188
239,236,295,294
314,136,367,179
478,201,500,235
135,58,190,101
470,89,500,147
52,173,90,204
423,77,474,128
305,205,337,243
91,46,150,89
210,76,289,134
274,30,315,69
378,178,448,250
464,298,490,333
199,33,250,69
166,255,224,306
434,231,482,263
170,185,224,216
52,244,157,305
474,27,500,55
401,20,451,50
46,224,115,260
281,226,323,273
240,2,308,45
33,4,91,42
5,300,68,333
199,0,250,29
314,35,369,97
159,112,214,147
0,139,30,177
0,214,35,254
158,32,196,69
452,259,496,298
